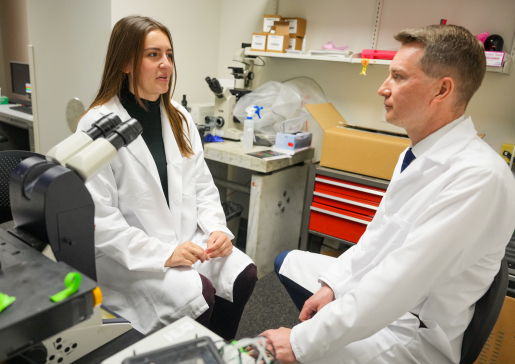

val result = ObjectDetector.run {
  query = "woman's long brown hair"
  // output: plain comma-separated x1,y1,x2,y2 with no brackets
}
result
83,15,194,157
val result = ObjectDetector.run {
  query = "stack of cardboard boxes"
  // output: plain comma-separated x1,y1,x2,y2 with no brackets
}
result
251,14,307,53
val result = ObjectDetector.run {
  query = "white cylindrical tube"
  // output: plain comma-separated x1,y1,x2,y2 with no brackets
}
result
46,132,93,166
65,138,117,182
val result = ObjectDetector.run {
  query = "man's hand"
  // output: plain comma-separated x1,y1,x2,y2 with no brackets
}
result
165,241,208,267
299,284,335,322
205,231,233,258
259,328,298,364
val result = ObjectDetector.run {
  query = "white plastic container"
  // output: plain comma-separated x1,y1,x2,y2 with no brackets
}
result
242,105,262,151
243,119,254,151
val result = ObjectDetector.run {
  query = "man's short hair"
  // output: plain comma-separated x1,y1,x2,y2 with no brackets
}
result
394,25,486,108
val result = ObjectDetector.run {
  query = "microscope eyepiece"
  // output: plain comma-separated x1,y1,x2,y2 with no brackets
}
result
106,118,143,150
86,113,122,140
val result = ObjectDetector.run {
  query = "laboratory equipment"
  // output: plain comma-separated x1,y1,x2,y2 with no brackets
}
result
484,34,504,52
203,45,255,141
181,94,191,113
121,337,224,364
47,112,122,166
0,116,143,363
102,316,269,364
192,103,215,143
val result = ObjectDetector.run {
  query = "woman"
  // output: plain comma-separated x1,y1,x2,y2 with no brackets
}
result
76,15,257,339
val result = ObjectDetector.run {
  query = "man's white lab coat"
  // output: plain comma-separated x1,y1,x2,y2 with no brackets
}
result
280,116,515,363
77,97,253,334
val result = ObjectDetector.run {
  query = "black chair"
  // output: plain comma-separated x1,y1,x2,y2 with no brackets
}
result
0,150,45,224
460,258,508,364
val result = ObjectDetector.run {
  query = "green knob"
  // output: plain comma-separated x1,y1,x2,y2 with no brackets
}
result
0,292,16,313
50,272,82,302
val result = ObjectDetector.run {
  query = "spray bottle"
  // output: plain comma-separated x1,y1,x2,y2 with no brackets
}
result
243,105,262,151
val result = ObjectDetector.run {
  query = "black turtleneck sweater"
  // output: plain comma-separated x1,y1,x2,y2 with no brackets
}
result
120,87,169,204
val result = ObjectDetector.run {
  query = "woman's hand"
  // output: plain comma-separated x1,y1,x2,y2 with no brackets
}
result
299,284,335,322
165,241,208,267
206,231,233,258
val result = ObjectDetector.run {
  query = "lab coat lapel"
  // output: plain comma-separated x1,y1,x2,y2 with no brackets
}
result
385,116,477,215
161,104,183,238
98,98,164,194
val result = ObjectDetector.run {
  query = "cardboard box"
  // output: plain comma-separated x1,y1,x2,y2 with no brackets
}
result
266,21,290,53
305,103,410,180
251,32,268,52
263,14,282,33
284,17,307,37
474,296,515,364
288,36,304,51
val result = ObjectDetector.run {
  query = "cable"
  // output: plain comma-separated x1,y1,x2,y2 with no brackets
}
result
254,56,266,67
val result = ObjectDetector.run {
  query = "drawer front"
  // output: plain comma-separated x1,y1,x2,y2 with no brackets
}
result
309,202,372,243
313,190,378,217
315,175,386,203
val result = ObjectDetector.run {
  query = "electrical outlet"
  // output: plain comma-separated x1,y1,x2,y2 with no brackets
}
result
500,143,514,163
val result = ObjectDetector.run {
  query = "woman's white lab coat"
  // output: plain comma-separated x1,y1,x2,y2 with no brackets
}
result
77,97,253,334
280,116,515,363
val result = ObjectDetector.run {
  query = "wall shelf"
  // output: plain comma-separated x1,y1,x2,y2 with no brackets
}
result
246,49,353,63
245,48,513,75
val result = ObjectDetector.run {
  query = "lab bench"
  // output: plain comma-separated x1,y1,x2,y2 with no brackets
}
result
204,141,314,278
300,163,389,253
0,104,35,152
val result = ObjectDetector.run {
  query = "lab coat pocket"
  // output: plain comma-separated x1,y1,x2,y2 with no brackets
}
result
182,155,197,196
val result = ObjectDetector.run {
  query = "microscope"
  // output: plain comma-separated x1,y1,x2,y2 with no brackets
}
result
202,45,255,141
0,114,142,364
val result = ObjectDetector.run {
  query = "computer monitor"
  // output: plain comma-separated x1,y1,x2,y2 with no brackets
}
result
10,61,30,96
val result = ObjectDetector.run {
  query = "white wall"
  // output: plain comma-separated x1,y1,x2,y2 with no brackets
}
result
111,0,223,105
23,0,515,160
217,0,276,79
224,0,515,159
26,0,111,153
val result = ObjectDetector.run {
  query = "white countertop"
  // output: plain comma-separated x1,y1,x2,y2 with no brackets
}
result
204,141,314,173
0,104,33,128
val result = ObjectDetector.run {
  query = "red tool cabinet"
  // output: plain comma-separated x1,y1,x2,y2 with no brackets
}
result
300,163,389,251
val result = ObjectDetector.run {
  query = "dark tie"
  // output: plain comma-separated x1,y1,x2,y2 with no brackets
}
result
401,148,416,173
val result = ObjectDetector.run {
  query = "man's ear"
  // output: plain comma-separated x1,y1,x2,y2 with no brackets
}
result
433,77,454,104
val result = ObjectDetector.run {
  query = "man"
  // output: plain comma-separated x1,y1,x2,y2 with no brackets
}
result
262,25,515,364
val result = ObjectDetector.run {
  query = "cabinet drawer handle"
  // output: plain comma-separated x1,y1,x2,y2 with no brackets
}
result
315,177,385,196
313,192,378,211
310,206,370,225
